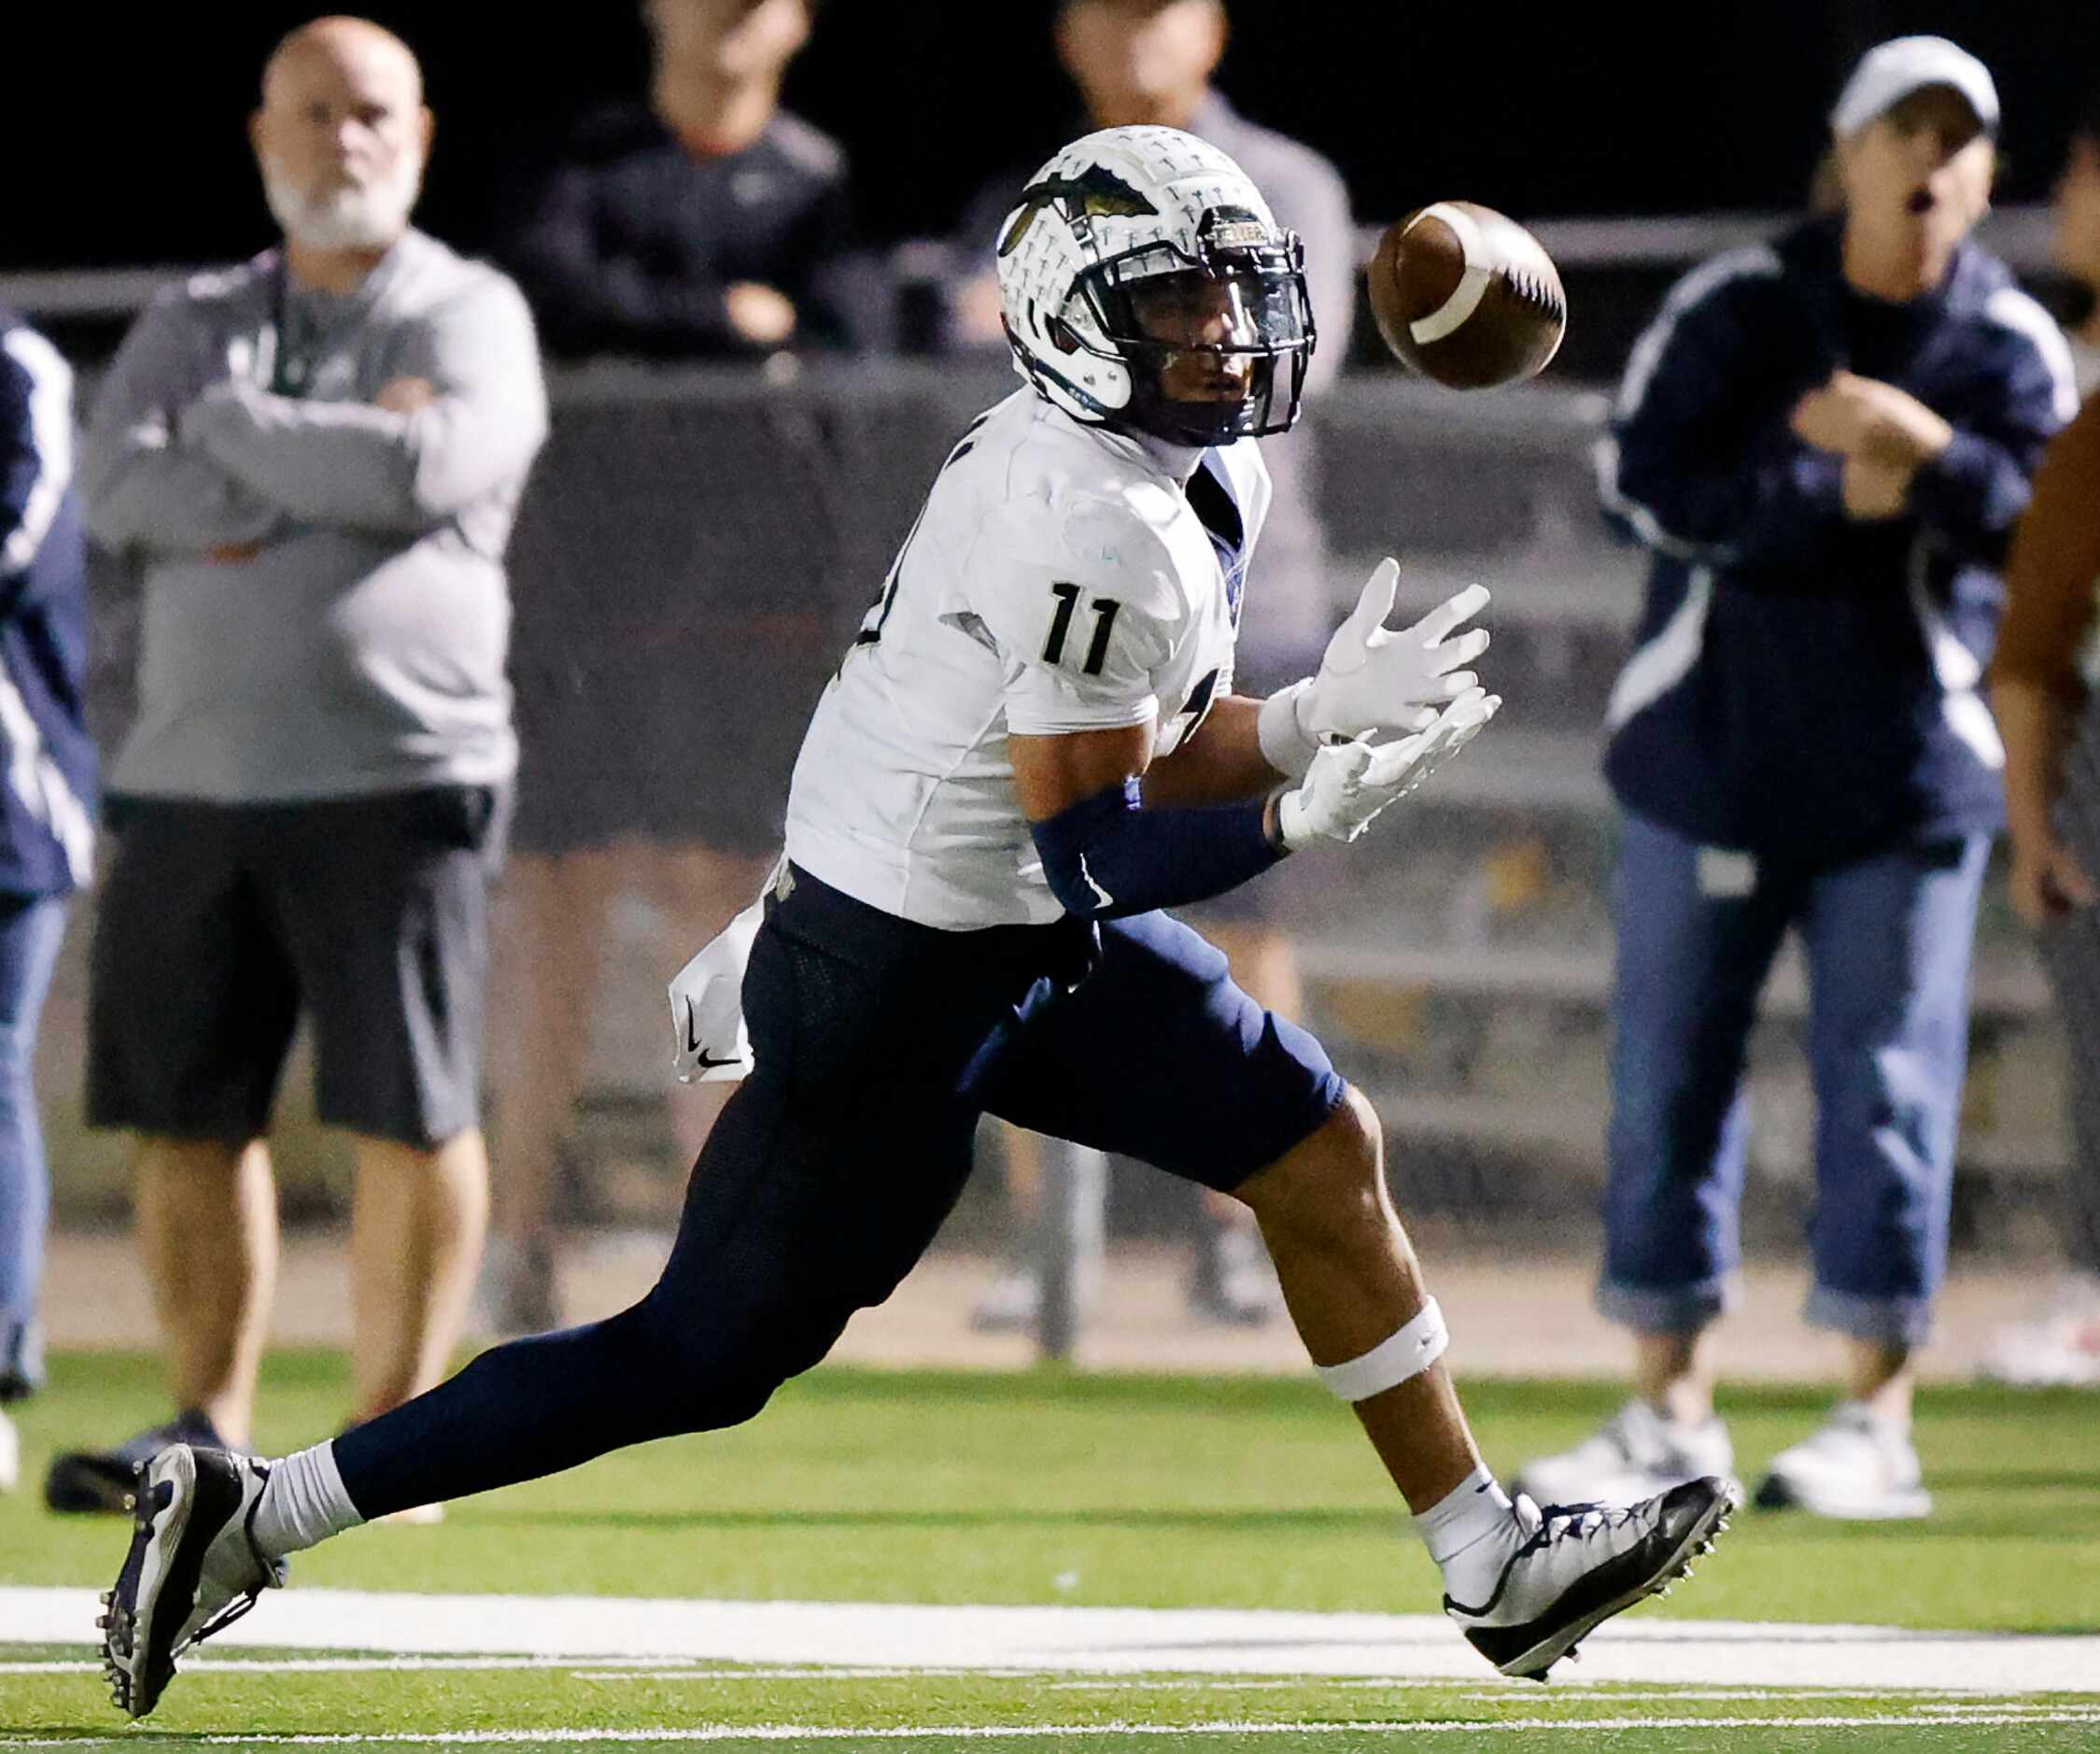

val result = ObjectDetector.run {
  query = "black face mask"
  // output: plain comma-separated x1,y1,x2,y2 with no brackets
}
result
1072,237,1318,446
1119,346,1304,446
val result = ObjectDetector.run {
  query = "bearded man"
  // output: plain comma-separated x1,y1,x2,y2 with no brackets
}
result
51,16,546,1515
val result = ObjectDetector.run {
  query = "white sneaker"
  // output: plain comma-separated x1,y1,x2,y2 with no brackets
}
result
1979,1273,2100,1388
1754,1404,1930,1520
99,1445,286,1719
1515,1399,1737,1507
970,1261,1101,1335
970,1270,1039,1333
474,1235,559,1338
1445,1476,1740,1678
0,1407,16,1493
1188,1226,1284,1326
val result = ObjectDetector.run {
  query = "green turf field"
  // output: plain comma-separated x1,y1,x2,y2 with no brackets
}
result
4,1655,2099,1751
3,1351,2097,1749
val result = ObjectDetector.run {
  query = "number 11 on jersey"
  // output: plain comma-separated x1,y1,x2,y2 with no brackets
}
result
1043,582,1121,678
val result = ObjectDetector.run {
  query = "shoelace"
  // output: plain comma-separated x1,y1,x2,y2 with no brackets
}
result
1513,1496,1649,1557
177,1580,270,1657
175,1495,287,1659
1542,1500,1647,1535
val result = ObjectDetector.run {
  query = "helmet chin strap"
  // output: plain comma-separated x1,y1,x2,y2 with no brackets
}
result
1122,400,1254,447
1120,348,1293,447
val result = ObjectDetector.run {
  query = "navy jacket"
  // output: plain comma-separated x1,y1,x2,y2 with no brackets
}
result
492,104,889,361
0,307,93,897
1598,218,2077,860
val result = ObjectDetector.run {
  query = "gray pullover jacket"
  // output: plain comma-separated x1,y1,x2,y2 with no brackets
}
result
81,229,547,801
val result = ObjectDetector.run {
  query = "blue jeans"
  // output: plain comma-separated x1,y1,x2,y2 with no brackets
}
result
0,892,66,1397
1600,813,1989,1346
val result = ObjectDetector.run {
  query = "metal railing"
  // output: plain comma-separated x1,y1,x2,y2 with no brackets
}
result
0,204,2060,323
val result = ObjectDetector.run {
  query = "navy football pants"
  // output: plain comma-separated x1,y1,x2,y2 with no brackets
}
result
1599,813,1989,1346
335,867,1343,1516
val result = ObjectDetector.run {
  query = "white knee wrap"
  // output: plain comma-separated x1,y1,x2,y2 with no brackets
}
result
1317,1298,1449,1403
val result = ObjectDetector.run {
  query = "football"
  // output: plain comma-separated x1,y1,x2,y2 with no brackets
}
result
1367,202,1567,389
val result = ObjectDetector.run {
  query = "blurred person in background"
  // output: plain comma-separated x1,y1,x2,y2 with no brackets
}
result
948,0,1357,1332
49,17,545,1514
481,0,881,1336
0,306,94,1492
1978,84,2100,1388
1519,36,2075,1520
494,0,880,360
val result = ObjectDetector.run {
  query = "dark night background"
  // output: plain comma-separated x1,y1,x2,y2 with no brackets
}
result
6,2,2096,275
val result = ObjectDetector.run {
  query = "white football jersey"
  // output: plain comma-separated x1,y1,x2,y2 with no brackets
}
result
784,389,1272,927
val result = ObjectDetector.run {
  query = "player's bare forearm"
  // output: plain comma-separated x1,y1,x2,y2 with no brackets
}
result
1142,697,1282,806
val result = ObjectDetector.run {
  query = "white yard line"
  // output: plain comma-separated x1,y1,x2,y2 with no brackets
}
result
0,1655,696,1676
6,1585,2099,1695
7,1712,2100,1746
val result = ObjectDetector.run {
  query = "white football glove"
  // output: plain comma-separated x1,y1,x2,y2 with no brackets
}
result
1277,687,1501,849
1259,558,1491,780
668,895,765,1084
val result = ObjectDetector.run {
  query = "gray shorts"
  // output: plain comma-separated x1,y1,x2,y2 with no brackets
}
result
86,786,508,1149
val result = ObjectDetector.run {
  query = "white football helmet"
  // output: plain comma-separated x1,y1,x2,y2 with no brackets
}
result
994,125,1315,446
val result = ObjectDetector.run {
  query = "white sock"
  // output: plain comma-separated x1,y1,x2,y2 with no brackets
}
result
1645,1398,1709,1432
1416,1464,1524,1607
250,1441,365,1559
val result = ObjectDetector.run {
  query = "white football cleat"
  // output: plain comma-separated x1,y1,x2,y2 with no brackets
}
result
1515,1398,1738,1507
1754,1404,1931,1521
99,1445,286,1719
1978,1274,2100,1388
0,1407,17,1493
1445,1476,1740,1679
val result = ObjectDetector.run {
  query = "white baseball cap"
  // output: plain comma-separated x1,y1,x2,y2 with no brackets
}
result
1830,35,1999,138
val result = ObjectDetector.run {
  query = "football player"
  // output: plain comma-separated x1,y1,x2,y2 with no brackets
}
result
98,127,1734,1719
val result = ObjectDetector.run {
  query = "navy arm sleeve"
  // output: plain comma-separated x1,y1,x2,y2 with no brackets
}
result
1030,778,1284,921
1599,254,1847,573
1905,319,2074,566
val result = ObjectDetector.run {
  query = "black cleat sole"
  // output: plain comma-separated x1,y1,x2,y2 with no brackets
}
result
99,1467,166,1717
97,1447,285,1720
